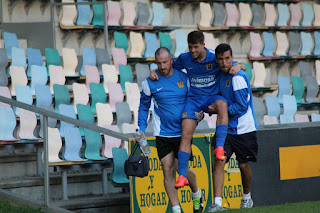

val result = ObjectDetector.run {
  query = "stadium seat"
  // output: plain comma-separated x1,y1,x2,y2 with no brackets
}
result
151,2,165,26
313,4,320,26
35,85,52,107
263,115,278,125
299,61,312,86
128,32,144,58
102,64,118,92
262,32,275,57
294,114,309,123
174,32,188,58
196,120,210,130
199,2,212,28
135,63,150,91
15,85,33,116
61,48,78,76
288,32,301,56
107,0,121,26
203,32,216,51
91,0,103,26
305,75,319,103
159,32,173,52
59,104,77,137
0,49,8,86
80,47,97,76
18,108,38,140
76,0,91,25
107,82,124,112
313,32,320,56
249,32,262,58
243,63,253,85
280,114,294,124
265,96,280,118
53,84,70,113
264,3,276,26
144,32,158,58
30,65,48,95
281,95,297,123
48,65,66,94
277,4,290,26
277,76,291,104
102,125,121,158
39,105,57,138
212,3,225,27
238,3,252,27
315,60,320,84
84,65,100,93
251,3,264,26
77,104,94,136
300,32,313,55
275,32,289,56
252,97,265,126
3,32,19,59
301,3,314,27
115,102,132,130
291,76,305,103
289,3,302,26
111,148,129,186
96,103,113,127
48,128,64,163
0,107,17,140
72,83,89,113
90,83,107,113
60,0,77,27
225,3,238,27
119,65,133,92
122,1,136,26
111,47,127,74
121,123,137,151
10,66,28,96
252,62,266,87
45,48,61,71
63,127,85,161
96,48,111,74
84,128,106,160
0,87,12,108
136,2,150,26
11,47,26,68
311,113,320,121
203,113,217,129
125,82,140,112
27,48,43,77
114,31,129,54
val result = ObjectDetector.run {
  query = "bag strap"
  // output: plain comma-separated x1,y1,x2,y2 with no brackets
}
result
129,143,139,159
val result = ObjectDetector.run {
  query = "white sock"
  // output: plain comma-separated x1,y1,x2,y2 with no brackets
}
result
214,197,222,207
243,192,251,200
192,188,201,198
172,205,181,213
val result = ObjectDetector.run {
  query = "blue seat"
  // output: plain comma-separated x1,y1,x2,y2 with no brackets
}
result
3,32,19,59
30,65,48,95
27,48,43,77
80,47,97,76
135,63,150,91
174,32,188,58
150,63,157,71
265,96,280,119
63,127,85,161
115,102,132,130
311,113,320,122
144,32,158,58
35,85,52,107
0,49,8,86
288,32,301,56
313,32,320,55
96,48,111,74
39,105,57,138
11,47,26,68
59,104,77,137
76,0,91,25
0,107,17,140
15,85,33,116
280,95,297,123
300,32,313,55
77,104,95,136
277,76,291,104
301,3,314,27
151,2,165,26
277,4,290,26
262,32,275,57
252,97,265,126
111,148,129,186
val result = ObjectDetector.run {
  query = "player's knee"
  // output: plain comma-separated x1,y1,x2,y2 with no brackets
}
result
214,158,226,169
215,100,228,112
239,162,249,170
162,164,174,176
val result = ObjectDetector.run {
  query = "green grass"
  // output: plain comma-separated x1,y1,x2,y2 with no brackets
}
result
0,199,43,213
224,201,320,213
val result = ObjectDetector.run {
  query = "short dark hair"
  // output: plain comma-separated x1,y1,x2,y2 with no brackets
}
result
187,31,204,44
215,43,233,57
155,47,172,59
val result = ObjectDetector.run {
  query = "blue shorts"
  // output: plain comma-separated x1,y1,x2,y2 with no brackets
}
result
182,95,227,120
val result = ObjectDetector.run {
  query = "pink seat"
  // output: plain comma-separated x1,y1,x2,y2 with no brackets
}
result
249,32,263,58
203,33,216,50
0,87,12,108
49,65,66,94
264,3,276,26
122,1,136,26
72,83,89,113
84,65,100,93
275,32,289,56
294,114,309,123
107,1,121,26
263,115,279,125
111,47,127,74
225,3,239,27
102,124,122,158
289,4,302,26
107,83,124,112
203,113,217,129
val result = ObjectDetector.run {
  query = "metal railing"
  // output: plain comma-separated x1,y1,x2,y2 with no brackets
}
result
0,95,129,208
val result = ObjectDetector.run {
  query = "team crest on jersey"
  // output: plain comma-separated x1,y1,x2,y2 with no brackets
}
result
177,81,184,88
182,111,187,118
206,63,213,70
226,80,231,87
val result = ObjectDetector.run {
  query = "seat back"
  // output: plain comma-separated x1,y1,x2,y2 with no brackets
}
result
174,32,188,58
27,48,43,77
39,105,57,138
83,128,106,160
80,47,97,76
199,2,212,28
225,3,238,26
243,63,253,85
92,0,104,26
114,31,129,53
305,75,319,103
45,48,61,70
0,86,12,108
63,127,84,161
159,32,173,52
18,108,38,139
102,125,121,158
275,32,289,56
289,3,302,26
280,114,294,124
249,32,262,58
291,76,305,103
125,82,140,111
313,4,320,26
3,32,19,59
111,47,127,74
277,76,291,104
108,83,124,112
59,104,77,137
0,107,16,140
77,104,95,136
252,97,265,126
85,65,100,93
251,3,264,26
136,2,150,26
196,120,210,130
115,102,132,129
252,62,266,87
107,0,121,26
203,33,216,50
47,128,63,163
135,63,150,91
0,49,8,87
96,48,111,74
11,47,26,68
294,114,309,123
72,83,89,113
96,103,113,127
10,66,28,96
90,83,107,113
315,60,320,84
53,84,70,113
262,32,275,57
313,32,320,55
265,96,281,118
282,95,297,117
277,4,290,26
49,65,66,93
30,65,48,95
263,115,278,125
238,3,252,26
299,61,312,86
122,1,136,26
144,32,158,58
119,65,133,92
213,3,226,27
76,0,91,25
62,48,78,76
151,2,165,26
300,32,313,55
311,113,320,121
264,3,276,26
60,0,77,27
102,64,118,92
111,147,129,185
301,3,314,27
129,32,144,58
288,32,301,56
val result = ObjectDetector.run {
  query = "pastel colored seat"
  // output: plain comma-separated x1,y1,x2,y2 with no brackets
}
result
72,83,89,113
76,0,91,25
315,60,320,84
63,127,85,161
45,48,61,71
108,83,124,112
48,128,63,163
0,87,12,108
115,102,132,130
15,85,33,115
90,83,107,113
135,63,150,91
288,32,301,56
125,82,140,112
301,3,314,27
0,49,8,86
196,120,209,130
305,76,319,103
174,32,188,58
159,32,173,52
277,4,290,26
263,115,278,125
30,65,48,95
151,2,165,26
0,107,17,140
39,105,57,138
60,0,77,27
299,61,312,86
102,125,121,158
262,32,275,57
313,4,320,26
91,0,104,26
249,32,262,58
114,32,129,53
119,65,133,92
80,47,97,76
107,0,121,26
251,3,264,26
294,114,309,123
96,48,111,74
35,85,52,107
48,65,66,94
300,32,313,55
289,3,302,26
11,47,26,68
150,63,157,71
275,32,289,56
144,32,158,58
238,3,252,27
252,62,266,88
136,2,150,26
59,104,77,137
243,63,253,85
203,33,216,51
27,48,43,77
280,114,294,124
213,3,226,27
199,2,213,28
122,1,136,26
10,66,28,96
102,64,118,92
291,76,305,103
313,32,320,56
53,84,70,113
18,108,38,140
203,113,217,129
128,32,144,58
264,3,276,26
111,148,129,185
111,47,127,74
96,103,113,127
84,128,106,160
3,32,19,59
265,96,280,118
84,65,100,93
225,3,238,27
252,97,265,126
62,48,78,76
77,104,95,136
282,94,297,118
311,113,320,121
277,76,291,104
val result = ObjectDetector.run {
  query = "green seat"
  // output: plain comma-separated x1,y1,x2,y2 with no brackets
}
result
291,76,305,103
92,0,104,26
111,148,129,187
114,32,129,53
159,32,173,52
77,104,95,136
53,84,70,113
243,63,253,84
45,48,61,71
90,83,107,113
119,64,133,92
84,128,106,160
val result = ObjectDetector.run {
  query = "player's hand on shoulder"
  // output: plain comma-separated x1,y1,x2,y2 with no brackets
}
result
195,110,204,122
230,63,245,75
150,69,159,81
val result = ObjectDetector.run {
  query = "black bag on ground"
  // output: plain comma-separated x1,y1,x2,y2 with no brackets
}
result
124,143,149,177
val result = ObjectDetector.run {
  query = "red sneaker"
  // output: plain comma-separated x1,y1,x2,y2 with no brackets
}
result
214,146,226,161
174,175,189,189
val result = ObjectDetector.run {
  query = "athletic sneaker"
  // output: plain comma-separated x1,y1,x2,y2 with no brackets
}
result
192,195,204,212
240,198,253,208
207,203,226,212
174,175,189,188
214,146,226,161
